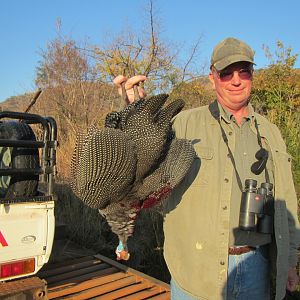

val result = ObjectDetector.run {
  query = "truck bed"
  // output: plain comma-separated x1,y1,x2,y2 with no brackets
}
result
38,252,170,299
1,239,170,299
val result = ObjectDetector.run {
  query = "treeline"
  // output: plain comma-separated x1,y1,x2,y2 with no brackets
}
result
1,31,299,196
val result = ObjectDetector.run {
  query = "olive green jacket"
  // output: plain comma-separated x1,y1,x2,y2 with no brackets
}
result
164,103,300,300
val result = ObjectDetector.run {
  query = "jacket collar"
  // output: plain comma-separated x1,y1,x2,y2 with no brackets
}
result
208,99,256,126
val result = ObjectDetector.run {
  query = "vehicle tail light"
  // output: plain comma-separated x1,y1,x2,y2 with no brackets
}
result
0,258,35,279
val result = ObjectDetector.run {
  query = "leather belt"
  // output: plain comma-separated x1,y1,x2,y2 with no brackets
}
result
228,246,256,255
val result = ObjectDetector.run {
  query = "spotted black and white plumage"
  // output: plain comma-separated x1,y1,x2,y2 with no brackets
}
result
70,94,196,259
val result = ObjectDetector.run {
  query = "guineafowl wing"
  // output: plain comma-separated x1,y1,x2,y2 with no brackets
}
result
121,94,185,180
70,125,98,195
70,127,137,209
136,138,196,208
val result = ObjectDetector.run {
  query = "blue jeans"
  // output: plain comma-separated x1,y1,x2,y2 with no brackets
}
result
227,246,270,300
170,278,197,300
170,247,270,300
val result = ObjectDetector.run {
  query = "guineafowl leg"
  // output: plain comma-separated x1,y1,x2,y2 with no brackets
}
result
116,236,130,261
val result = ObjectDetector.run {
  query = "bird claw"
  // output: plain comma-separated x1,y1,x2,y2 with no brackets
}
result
116,240,130,261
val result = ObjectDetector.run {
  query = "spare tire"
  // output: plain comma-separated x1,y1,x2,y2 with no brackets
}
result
0,121,39,198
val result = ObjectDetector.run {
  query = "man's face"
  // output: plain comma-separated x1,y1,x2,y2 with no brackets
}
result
209,62,253,111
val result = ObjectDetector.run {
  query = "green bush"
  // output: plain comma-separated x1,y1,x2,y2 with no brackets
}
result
251,41,300,198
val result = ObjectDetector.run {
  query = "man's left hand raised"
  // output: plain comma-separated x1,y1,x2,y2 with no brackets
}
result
113,75,147,104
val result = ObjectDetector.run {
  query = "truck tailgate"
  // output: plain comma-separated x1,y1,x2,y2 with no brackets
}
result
0,201,55,270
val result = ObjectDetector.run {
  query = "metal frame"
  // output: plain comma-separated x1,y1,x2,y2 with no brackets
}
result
0,111,58,197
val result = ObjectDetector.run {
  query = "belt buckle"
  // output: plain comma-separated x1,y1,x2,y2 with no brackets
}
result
228,246,256,255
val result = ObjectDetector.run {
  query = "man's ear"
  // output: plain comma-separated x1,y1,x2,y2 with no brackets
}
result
209,72,216,89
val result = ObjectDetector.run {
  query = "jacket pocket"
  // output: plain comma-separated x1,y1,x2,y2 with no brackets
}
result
194,145,214,160
274,150,291,162
191,144,214,187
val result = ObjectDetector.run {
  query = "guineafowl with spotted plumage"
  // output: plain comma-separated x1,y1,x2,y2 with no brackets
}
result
70,94,196,260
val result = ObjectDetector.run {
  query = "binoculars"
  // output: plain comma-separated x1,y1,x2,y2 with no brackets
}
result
239,179,274,234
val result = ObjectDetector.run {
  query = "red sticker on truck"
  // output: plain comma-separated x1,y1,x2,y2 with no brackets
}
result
0,230,8,247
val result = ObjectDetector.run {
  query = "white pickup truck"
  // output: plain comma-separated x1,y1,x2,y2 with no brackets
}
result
0,111,57,293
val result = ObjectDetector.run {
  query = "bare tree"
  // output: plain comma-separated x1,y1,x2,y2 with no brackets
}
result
35,33,116,177
94,0,203,95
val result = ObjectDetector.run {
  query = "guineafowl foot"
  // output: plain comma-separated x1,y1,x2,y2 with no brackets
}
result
115,240,130,261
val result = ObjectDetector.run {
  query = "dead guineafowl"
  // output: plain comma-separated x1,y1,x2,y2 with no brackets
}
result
70,94,196,260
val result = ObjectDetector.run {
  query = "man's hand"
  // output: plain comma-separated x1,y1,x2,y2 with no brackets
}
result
113,75,147,104
286,267,299,292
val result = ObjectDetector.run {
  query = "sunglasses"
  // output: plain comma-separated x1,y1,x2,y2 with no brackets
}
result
214,67,253,82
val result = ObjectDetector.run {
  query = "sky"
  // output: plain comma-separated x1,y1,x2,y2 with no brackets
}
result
0,0,299,102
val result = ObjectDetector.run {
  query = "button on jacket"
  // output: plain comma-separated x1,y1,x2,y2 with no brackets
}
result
164,103,300,300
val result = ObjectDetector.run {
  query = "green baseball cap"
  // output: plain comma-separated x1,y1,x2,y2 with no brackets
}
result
211,37,255,71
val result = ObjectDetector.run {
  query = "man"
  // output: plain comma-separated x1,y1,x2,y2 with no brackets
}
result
114,37,300,300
